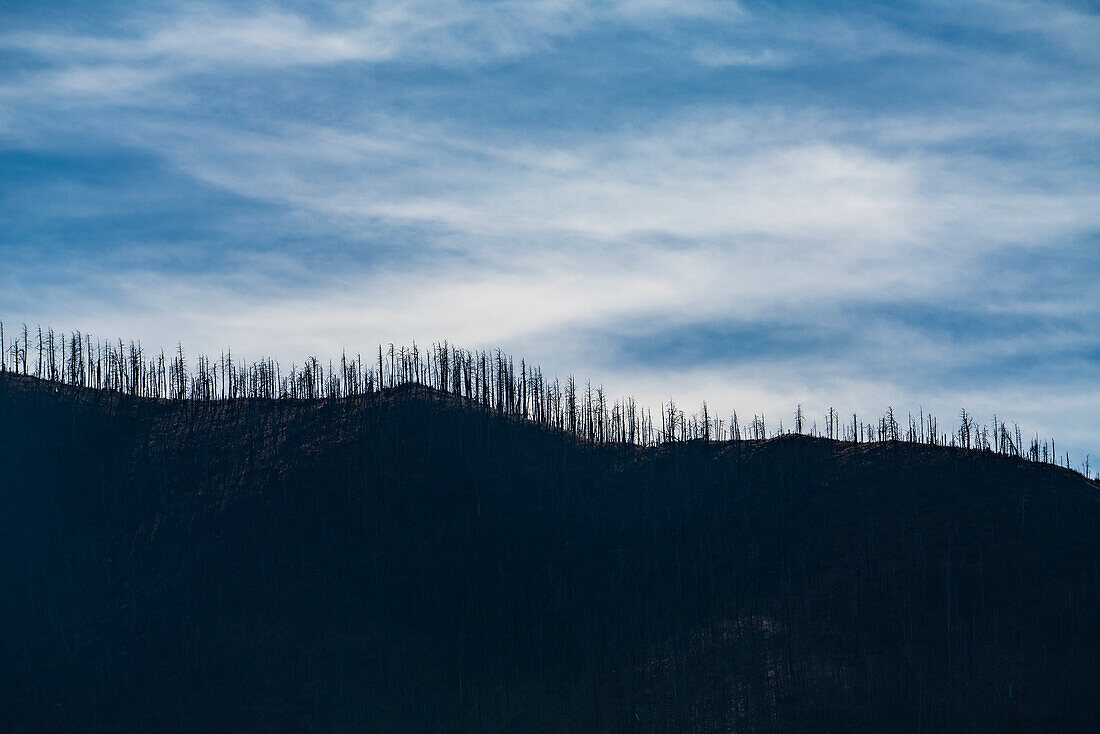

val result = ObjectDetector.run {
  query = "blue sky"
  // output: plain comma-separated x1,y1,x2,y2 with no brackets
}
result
1,1,1097,460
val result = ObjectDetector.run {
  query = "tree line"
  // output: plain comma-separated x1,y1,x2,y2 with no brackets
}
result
0,322,1092,479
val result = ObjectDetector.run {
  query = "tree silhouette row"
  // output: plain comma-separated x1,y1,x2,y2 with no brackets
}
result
0,322,1091,478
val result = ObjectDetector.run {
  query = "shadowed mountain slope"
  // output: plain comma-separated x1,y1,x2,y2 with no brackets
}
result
2,374,1098,733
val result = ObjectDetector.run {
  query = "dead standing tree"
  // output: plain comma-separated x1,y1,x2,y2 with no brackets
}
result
0,320,1093,479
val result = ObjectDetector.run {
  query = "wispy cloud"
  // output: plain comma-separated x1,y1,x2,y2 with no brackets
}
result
0,0,748,79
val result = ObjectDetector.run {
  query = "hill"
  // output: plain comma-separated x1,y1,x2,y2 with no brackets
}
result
1,373,1098,732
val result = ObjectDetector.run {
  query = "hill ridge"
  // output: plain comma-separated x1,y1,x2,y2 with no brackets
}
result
3,362,1099,732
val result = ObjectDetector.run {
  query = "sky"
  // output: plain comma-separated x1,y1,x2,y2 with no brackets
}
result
0,1,1097,461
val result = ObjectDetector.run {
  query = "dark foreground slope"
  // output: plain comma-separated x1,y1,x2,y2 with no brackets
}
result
1,375,1098,733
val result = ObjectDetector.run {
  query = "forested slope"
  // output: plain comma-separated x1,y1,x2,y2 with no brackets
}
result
2,374,1098,733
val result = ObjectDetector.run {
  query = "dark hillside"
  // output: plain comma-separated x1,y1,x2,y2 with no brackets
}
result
2,373,1098,733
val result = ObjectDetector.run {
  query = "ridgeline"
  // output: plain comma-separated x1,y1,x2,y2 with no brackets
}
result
1,371,1098,733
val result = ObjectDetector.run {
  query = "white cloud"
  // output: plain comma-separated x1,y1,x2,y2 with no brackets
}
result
0,0,744,76
5,95,1095,345
692,46,788,67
